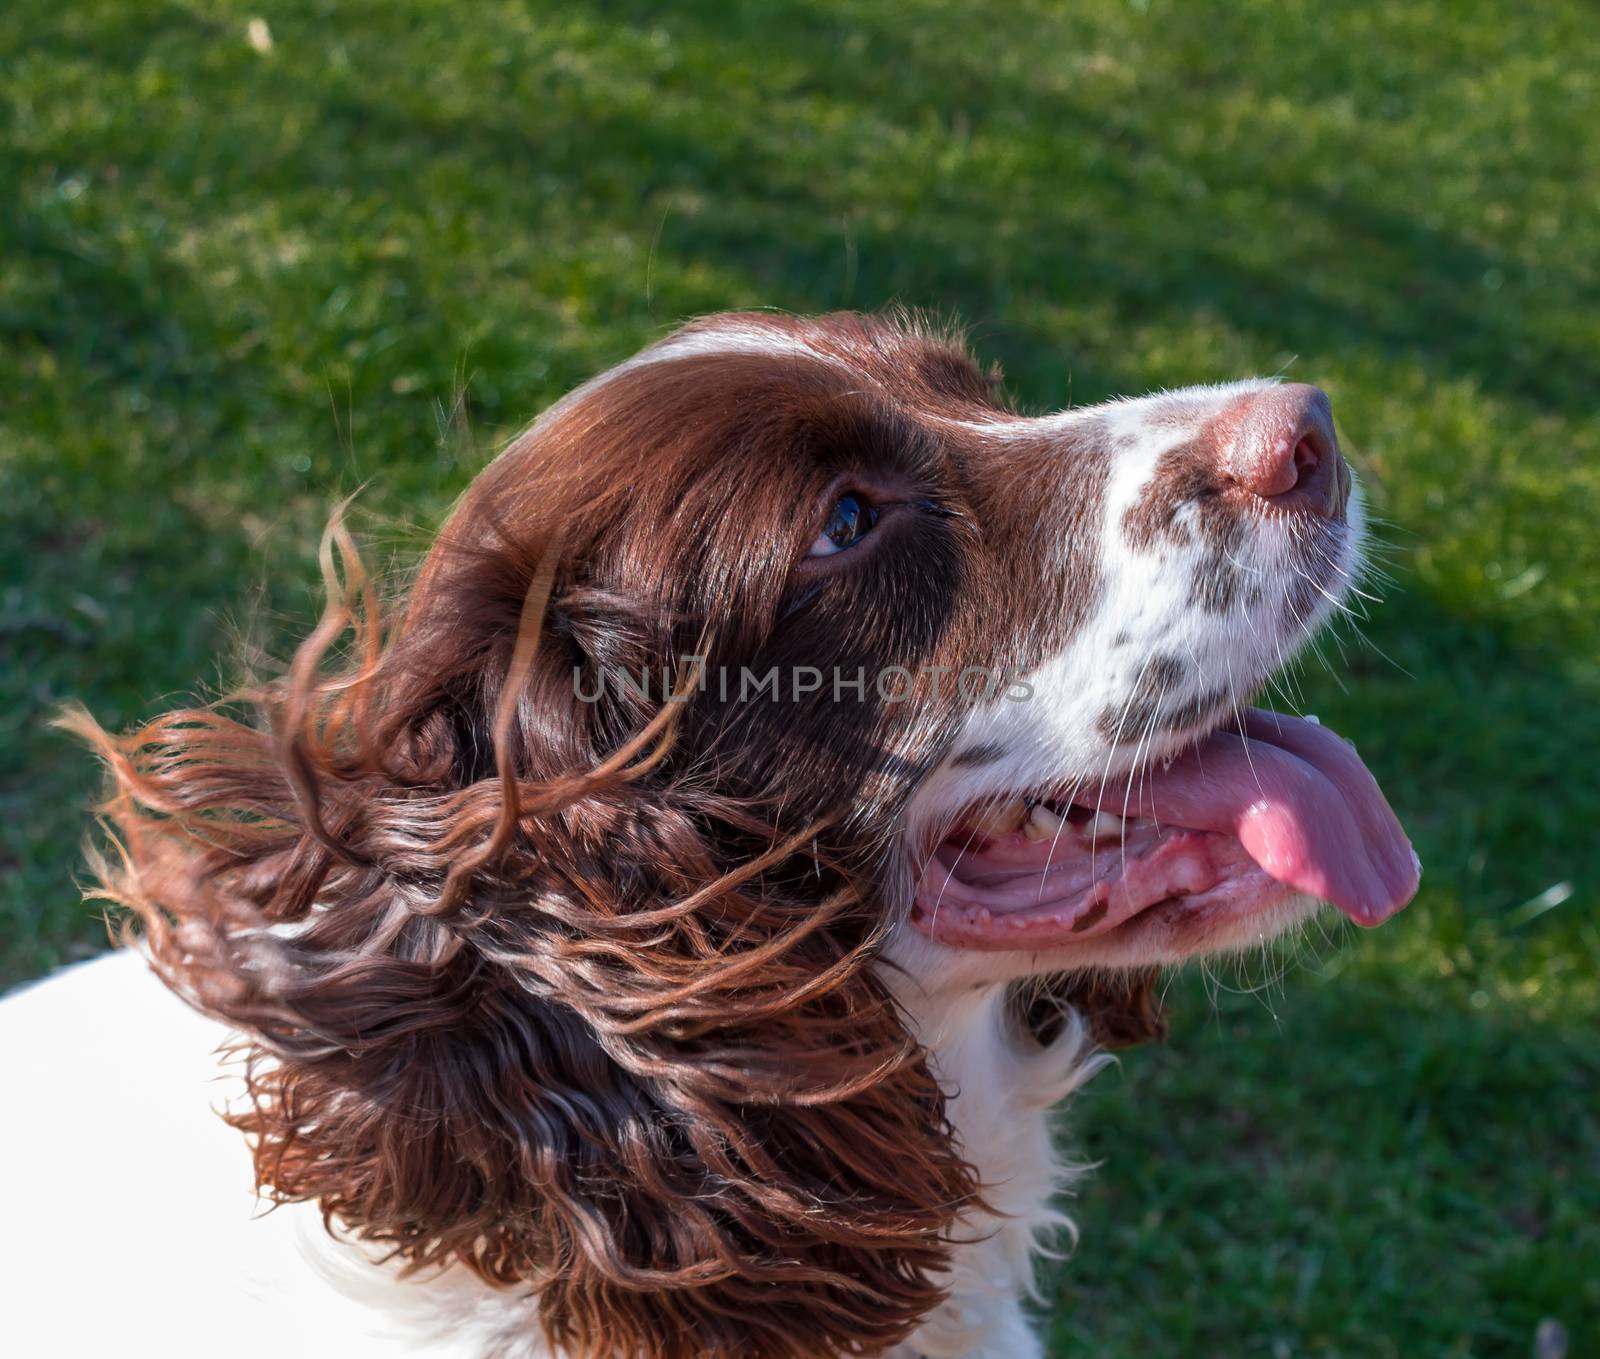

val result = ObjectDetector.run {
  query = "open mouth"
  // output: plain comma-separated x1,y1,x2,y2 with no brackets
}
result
912,709,1420,952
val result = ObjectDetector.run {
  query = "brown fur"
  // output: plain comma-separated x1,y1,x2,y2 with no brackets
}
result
66,518,976,1359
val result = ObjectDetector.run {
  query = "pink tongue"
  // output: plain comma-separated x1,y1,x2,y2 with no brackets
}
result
1089,708,1419,925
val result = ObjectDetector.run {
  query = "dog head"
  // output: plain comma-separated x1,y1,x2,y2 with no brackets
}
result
77,311,1415,1359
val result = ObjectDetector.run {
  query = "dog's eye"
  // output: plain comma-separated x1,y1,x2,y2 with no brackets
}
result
808,493,880,557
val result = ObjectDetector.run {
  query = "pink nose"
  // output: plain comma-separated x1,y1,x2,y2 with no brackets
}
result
1226,383,1348,519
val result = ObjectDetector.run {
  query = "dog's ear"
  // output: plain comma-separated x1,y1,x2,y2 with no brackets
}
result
1025,968,1169,1050
69,520,977,1359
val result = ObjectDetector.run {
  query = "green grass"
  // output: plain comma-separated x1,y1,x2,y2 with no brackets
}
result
3,1,1596,1353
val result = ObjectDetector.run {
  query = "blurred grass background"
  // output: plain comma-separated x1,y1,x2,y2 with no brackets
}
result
3,2,1597,1354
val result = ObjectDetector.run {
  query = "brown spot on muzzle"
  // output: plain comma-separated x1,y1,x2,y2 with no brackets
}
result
1121,451,1223,552
948,741,1010,769
1094,654,1181,741
1189,559,1246,614
1121,440,1252,623
1095,652,1233,744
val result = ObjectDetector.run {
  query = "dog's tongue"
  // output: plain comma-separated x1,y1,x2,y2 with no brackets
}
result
1090,708,1419,925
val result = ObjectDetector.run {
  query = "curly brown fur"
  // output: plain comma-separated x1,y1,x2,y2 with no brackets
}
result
68,480,980,1359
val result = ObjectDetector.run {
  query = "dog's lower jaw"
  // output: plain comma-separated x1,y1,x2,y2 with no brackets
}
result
887,975,1111,1359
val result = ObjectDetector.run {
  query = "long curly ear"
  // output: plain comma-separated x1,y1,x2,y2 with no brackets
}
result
66,520,978,1359
1025,968,1169,1050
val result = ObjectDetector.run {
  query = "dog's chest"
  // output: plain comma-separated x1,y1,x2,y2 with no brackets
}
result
894,984,1106,1359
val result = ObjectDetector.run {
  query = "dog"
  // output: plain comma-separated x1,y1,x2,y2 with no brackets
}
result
0,311,1417,1358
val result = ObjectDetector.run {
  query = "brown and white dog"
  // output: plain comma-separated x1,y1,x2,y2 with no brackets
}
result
0,312,1417,1359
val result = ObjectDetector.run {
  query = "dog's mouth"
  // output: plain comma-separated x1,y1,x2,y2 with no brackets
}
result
912,709,1419,952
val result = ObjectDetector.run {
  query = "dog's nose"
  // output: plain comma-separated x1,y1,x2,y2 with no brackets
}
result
1225,383,1348,519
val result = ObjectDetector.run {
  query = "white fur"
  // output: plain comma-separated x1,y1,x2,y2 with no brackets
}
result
885,981,1109,1359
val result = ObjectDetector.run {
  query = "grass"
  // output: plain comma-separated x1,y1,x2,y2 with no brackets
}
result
2,1,1597,1353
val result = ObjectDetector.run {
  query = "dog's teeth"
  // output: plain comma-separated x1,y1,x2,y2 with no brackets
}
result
1022,802,1065,842
1083,810,1124,843
972,796,1027,835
